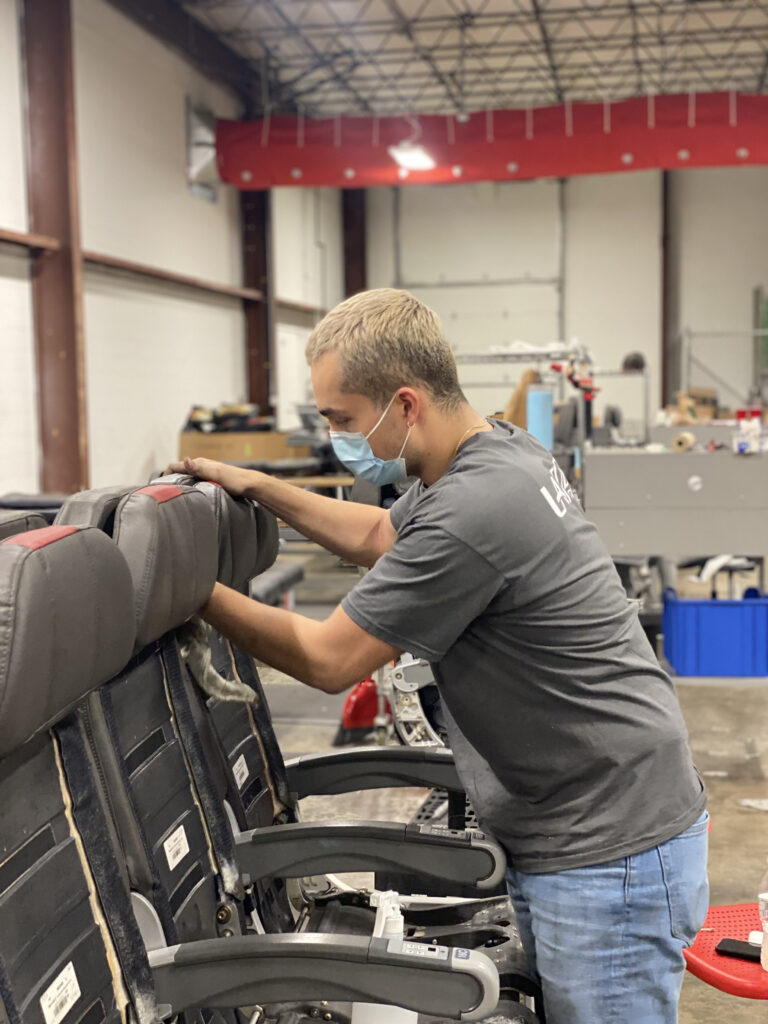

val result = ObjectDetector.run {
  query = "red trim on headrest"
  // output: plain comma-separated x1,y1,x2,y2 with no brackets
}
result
136,484,183,503
0,525,78,549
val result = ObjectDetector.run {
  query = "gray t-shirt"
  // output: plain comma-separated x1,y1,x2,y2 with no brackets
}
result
342,420,705,873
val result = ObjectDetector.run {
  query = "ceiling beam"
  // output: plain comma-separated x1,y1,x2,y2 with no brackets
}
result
265,0,374,112
758,52,768,92
529,0,564,104
103,0,265,114
384,0,465,112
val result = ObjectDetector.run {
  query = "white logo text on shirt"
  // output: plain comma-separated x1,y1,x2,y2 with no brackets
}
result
540,460,578,519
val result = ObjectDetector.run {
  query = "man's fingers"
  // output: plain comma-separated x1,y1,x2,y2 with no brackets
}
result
162,461,187,476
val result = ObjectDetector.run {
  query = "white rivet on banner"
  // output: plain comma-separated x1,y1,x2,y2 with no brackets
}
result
241,170,252,182
290,167,303,179
677,149,690,161
621,153,634,165
344,168,356,179
736,147,749,159
507,161,519,173
452,165,463,177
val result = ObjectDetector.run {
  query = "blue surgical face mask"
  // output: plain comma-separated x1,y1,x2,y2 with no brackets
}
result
329,392,413,485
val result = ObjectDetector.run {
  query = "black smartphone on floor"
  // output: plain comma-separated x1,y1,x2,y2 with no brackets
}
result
715,938,762,963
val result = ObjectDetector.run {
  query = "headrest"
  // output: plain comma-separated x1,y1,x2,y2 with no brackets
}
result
55,484,135,530
0,509,47,541
0,526,135,758
157,474,279,590
113,484,218,652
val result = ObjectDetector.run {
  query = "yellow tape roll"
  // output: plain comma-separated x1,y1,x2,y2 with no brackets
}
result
673,431,696,452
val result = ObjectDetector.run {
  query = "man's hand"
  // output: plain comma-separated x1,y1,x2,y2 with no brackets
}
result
163,457,253,498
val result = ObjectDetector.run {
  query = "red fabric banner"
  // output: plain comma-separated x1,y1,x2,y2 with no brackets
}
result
216,92,768,189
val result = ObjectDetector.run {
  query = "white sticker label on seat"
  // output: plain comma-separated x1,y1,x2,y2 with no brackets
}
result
40,962,81,1024
233,754,249,789
163,824,189,871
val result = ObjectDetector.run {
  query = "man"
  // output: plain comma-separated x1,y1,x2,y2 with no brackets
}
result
169,288,708,1024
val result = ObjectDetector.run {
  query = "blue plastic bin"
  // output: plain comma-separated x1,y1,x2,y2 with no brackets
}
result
663,591,768,677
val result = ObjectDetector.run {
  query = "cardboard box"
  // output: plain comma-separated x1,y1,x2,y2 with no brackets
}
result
179,431,311,463
688,387,717,407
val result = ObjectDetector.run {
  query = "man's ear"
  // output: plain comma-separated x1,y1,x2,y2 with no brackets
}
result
396,387,421,426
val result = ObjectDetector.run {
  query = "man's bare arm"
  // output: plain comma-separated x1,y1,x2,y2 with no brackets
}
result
201,583,400,693
166,458,396,567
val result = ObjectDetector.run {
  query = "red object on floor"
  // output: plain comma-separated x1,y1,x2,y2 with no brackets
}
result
684,904,768,999
342,678,384,731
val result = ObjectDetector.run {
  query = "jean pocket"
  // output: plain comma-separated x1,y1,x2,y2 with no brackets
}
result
679,809,710,838
658,821,710,945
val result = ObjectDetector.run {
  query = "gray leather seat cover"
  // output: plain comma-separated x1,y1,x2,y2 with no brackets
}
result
55,483,135,530
0,509,47,540
112,484,219,653
0,525,135,757
158,474,279,588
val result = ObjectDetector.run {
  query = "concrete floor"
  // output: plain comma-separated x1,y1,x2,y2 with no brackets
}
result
263,540,768,1021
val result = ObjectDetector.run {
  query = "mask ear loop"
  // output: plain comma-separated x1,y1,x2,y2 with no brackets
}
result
397,423,413,460
365,391,399,441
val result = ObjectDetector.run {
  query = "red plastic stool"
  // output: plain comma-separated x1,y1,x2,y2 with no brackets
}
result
684,904,768,998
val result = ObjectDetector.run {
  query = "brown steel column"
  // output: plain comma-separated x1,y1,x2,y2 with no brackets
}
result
242,191,273,412
661,170,678,407
23,0,88,492
342,189,367,297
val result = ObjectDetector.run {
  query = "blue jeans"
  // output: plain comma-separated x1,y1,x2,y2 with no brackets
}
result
505,812,709,1024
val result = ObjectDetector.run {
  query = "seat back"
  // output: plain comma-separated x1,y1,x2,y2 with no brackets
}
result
152,476,293,834
0,509,47,540
0,526,151,1024
57,485,247,950
154,478,303,932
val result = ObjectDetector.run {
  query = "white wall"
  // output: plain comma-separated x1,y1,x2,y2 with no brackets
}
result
670,167,768,408
0,0,39,493
272,187,344,311
84,278,244,485
367,177,660,425
0,0,27,234
74,0,241,283
367,181,562,415
368,168,767,429
271,187,344,429
565,172,662,433
73,0,246,486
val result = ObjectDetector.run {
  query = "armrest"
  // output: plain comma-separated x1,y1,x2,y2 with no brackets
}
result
234,820,506,890
284,746,463,799
149,932,499,1021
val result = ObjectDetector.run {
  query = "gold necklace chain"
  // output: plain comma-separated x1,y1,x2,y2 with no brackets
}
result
453,422,488,458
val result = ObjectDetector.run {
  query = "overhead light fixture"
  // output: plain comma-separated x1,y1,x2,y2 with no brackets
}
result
387,140,436,171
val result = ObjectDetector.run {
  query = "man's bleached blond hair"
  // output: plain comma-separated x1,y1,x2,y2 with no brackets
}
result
306,288,466,410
